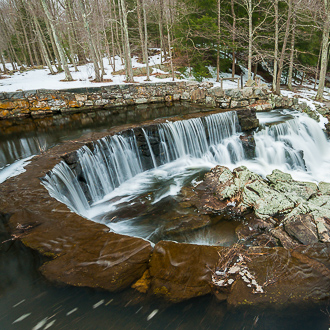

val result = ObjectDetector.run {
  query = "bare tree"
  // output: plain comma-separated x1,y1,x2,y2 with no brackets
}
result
40,0,73,80
119,0,134,82
316,0,330,100
77,0,102,81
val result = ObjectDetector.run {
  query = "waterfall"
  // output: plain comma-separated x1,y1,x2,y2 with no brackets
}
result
42,109,330,225
0,136,49,184
42,111,243,215
253,112,330,179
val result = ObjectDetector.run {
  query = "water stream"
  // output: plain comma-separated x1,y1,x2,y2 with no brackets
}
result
42,109,330,244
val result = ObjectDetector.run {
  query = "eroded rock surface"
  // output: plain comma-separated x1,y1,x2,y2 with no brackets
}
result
181,165,330,247
149,240,221,302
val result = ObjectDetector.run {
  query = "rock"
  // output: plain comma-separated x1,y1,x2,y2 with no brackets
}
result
267,169,317,202
239,134,256,159
132,270,151,293
163,214,212,235
191,88,206,102
149,241,221,302
226,245,330,306
245,78,256,87
319,182,330,195
284,214,319,245
314,217,330,242
230,100,249,108
40,232,152,292
270,226,299,249
241,180,295,220
236,108,259,131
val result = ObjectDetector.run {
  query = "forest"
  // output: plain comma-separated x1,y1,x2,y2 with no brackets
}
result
0,0,329,99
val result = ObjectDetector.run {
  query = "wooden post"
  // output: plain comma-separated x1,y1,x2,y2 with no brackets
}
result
221,78,223,90
237,78,240,89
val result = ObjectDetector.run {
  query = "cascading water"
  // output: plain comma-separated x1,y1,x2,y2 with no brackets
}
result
42,109,330,243
0,136,48,184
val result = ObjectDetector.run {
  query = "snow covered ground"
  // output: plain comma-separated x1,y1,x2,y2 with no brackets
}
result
0,51,264,92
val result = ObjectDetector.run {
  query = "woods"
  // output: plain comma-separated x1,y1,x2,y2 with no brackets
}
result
0,0,329,97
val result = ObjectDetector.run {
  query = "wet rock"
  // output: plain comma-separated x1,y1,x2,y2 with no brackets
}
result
149,240,221,302
132,270,151,293
163,214,212,235
61,150,79,166
226,245,330,306
239,134,256,159
284,214,319,245
236,108,259,131
270,226,300,249
41,232,152,292
251,233,278,247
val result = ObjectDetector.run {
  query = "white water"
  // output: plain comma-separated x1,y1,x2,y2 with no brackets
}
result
0,135,47,184
0,156,35,184
42,109,330,242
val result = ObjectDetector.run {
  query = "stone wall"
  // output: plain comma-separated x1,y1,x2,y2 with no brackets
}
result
0,81,298,120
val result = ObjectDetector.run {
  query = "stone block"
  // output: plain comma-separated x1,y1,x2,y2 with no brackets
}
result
210,86,224,97
75,94,87,102
135,98,148,104
181,92,190,100
230,100,249,108
165,95,173,102
85,100,94,106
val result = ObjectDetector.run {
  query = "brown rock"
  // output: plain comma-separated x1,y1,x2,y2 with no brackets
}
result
227,245,330,306
271,227,299,249
284,214,319,245
40,232,152,291
149,241,221,302
236,108,259,131
132,270,151,293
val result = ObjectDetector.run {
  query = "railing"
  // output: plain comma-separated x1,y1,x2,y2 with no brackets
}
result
220,75,262,90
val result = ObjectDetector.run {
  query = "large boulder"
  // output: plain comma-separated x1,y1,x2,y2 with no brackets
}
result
241,179,295,220
221,245,330,306
236,108,259,131
149,241,221,302
39,231,153,292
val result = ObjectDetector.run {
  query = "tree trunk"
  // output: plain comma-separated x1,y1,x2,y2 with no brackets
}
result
30,7,56,75
272,0,279,91
119,0,134,82
216,0,221,82
247,0,252,80
40,0,73,81
158,0,166,62
137,0,146,63
77,0,102,82
253,62,258,80
287,14,296,90
142,0,150,80
18,8,34,66
0,52,8,73
108,0,116,71
231,0,236,78
316,0,330,100
67,0,87,65
275,0,292,95
44,17,62,71
166,19,175,81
